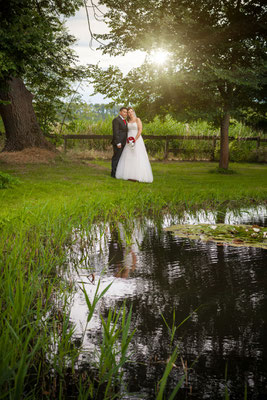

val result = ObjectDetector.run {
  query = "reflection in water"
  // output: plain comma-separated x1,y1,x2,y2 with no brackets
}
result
162,205,267,227
67,207,267,399
108,228,137,279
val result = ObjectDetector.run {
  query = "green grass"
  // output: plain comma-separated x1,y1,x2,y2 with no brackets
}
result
0,159,266,399
0,160,266,221
0,171,20,189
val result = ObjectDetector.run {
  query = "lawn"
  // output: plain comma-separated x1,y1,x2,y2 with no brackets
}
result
1,160,266,221
0,159,266,399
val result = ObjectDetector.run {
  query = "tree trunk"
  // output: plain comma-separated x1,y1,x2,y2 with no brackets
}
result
0,77,54,152
219,110,230,169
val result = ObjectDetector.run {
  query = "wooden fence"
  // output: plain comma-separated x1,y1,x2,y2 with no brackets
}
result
56,134,266,160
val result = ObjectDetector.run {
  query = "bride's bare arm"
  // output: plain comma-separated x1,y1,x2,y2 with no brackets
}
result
135,118,142,140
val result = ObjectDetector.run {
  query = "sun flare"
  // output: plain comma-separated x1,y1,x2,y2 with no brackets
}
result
150,49,169,65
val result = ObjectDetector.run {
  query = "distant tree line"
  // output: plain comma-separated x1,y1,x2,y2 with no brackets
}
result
66,103,120,122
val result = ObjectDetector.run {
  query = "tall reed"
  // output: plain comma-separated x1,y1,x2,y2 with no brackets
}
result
54,115,266,162
1,162,266,398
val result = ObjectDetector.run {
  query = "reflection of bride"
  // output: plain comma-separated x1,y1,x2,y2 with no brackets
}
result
108,223,143,279
116,107,153,183
115,248,137,279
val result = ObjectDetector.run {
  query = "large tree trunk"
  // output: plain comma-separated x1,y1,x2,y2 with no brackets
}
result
219,110,230,169
0,77,54,152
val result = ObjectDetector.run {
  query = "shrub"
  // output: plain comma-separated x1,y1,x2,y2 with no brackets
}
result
214,140,267,163
0,171,20,189
51,113,266,162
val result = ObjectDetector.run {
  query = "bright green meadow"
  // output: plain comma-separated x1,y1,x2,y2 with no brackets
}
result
0,159,267,399
1,160,267,219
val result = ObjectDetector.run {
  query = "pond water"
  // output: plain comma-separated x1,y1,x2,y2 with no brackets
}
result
66,206,267,399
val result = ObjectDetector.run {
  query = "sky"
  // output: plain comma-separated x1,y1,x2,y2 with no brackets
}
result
65,6,147,104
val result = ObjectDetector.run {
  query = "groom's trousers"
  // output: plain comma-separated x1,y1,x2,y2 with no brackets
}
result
111,144,124,178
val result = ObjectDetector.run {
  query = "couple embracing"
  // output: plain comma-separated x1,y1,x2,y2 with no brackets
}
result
111,107,153,183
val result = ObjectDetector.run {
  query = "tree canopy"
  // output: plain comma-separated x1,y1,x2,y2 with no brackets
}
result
88,0,267,168
90,0,266,117
0,0,88,149
0,0,83,81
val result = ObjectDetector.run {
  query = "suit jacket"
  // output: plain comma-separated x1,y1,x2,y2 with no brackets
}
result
112,116,128,146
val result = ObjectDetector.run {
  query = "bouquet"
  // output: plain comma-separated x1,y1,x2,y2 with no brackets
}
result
127,136,135,148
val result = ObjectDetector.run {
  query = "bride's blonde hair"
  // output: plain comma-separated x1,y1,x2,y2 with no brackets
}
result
127,107,136,121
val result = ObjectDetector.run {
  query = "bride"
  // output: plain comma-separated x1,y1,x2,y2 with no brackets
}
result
116,107,153,183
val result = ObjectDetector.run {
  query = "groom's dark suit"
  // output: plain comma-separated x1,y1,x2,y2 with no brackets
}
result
111,115,128,177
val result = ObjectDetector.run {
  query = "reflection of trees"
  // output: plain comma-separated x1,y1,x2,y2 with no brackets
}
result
72,223,266,398
113,227,266,398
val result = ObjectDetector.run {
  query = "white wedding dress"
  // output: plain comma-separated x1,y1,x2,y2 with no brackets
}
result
116,122,153,183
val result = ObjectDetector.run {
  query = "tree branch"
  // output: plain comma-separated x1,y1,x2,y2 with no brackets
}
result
83,0,105,49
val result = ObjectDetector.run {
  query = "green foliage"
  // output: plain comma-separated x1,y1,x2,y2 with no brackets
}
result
0,216,79,398
83,280,113,324
54,105,119,148
90,118,113,135
0,0,89,135
157,307,202,399
214,140,267,163
0,160,266,397
55,113,267,162
89,0,266,125
167,223,267,248
228,119,259,138
156,346,185,400
64,102,119,124
0,0,83,80
0,171,20,189
229,140,256,162
240,108,267,132
80,280,135,397
97,304,135,398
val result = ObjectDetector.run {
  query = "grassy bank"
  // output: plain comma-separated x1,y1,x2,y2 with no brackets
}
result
1,160,267,220
0,160,266,399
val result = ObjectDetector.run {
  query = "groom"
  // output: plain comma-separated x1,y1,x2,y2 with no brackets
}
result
111,107,128,178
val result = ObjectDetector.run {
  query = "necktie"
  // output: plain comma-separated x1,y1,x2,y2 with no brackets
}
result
123,119,126,125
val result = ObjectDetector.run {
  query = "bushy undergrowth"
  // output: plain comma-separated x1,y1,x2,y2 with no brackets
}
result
0,171,20,189
60,115,260,138
53,115,266,162
214,140,267,163
0,202,135,399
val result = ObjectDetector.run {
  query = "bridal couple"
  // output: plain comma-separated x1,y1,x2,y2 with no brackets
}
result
111,107,153,183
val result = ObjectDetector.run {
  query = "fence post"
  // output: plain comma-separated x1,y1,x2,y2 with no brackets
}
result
164,137,169,160
212,136,217,161
64,136,67,153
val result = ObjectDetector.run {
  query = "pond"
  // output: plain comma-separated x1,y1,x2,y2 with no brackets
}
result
66,206,267,399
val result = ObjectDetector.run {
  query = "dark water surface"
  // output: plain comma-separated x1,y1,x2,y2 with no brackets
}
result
68,207,267,399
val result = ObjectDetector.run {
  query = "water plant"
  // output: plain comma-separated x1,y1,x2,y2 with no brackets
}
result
165,223,267,249
156,346,185,400
0,160,266,398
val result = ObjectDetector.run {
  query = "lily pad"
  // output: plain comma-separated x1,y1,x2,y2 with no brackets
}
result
164,224,267,249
